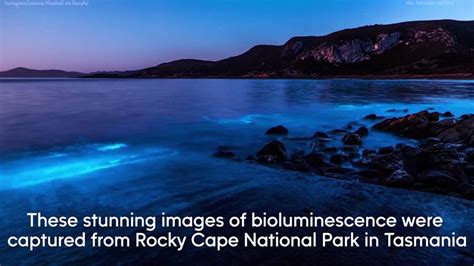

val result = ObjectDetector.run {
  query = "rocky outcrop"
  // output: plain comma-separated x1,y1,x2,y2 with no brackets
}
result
306,32,401,64
213,110,474,200
256,140,287,163
374,111,474,145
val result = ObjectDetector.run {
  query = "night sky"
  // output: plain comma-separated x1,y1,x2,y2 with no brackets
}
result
1,0,473,72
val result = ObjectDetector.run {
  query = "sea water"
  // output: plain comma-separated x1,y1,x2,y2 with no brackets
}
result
0,79,473,264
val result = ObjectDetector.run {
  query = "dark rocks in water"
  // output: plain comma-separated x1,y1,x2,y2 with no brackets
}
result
313,131,329,139
330,154,349,165
354,126,369,136
373,110,441,139
384,169,414,187
302,152,326,168
441,111,454,118
417,170,460,189
342,133,362,145
213,146,236,158
363,114,384,120
362,149,376,157
425,137,441,144
246,110,474,200
256,140,287,163
265,125,288,135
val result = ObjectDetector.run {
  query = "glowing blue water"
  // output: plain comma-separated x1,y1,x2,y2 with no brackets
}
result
0,79,473,264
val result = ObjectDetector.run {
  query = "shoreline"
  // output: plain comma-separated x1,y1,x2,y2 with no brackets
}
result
214,110,474,201
2,74,474,80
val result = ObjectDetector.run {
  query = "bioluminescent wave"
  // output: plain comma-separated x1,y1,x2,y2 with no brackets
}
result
95,143,128,151
0,143,176,189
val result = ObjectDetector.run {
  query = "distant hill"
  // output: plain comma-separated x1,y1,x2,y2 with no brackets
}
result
0,67,85,78
5,20,474,79
93,19,471,78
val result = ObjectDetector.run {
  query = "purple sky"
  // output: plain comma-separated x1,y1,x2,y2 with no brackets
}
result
1,0,473,73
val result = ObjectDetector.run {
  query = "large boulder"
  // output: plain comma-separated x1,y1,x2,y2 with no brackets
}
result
354,126,369,136
265,125,289,135
434,116,474,146
373,110,440,139
256,140,287,163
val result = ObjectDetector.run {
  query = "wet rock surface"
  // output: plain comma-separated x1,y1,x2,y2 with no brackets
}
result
256,140,287,163
213,110,474,200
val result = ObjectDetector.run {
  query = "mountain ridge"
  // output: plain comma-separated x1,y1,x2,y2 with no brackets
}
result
2,20,473,78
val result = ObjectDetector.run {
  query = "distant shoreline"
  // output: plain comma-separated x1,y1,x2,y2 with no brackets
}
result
2,74,473,80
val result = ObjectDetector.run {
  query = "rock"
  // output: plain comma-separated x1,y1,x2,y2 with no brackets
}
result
354,126,369,136
346,152,360,159
463,164,474,176
265,125,289,135
362,149,376,157
373,110,440,139
330,154,349,164
363,114,384,120
378,146,395,154
302,152,326,168
313,131,329,138
342,133,362,145
441,111,454,118
256,140,287,163
213,146,236,158
417,170,460,188
384,169,414,187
